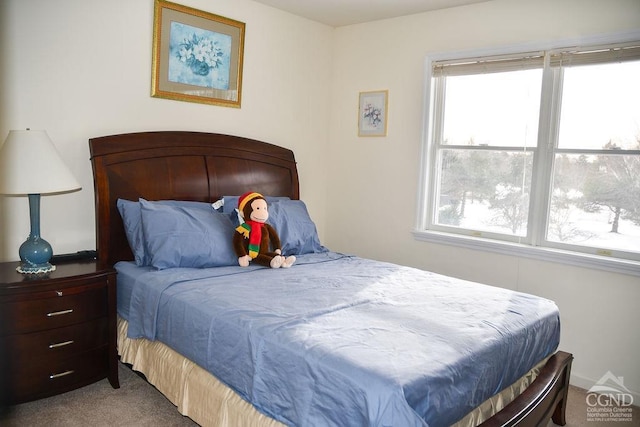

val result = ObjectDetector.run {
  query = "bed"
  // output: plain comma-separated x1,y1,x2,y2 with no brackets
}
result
89,131,573,427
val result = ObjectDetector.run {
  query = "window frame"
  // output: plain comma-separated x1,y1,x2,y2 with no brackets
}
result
415,32,640,277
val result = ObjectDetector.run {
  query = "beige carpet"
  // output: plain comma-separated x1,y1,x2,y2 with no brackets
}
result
1,362,638,426
558,385,639,427
1,363,197,427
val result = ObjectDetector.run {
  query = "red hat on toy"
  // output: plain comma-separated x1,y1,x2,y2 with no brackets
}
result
238,191,263,213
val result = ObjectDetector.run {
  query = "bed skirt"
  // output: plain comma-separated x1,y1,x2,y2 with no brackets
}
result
117,316,547,427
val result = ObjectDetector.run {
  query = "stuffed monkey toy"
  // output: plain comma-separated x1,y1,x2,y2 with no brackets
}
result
233,192,296,268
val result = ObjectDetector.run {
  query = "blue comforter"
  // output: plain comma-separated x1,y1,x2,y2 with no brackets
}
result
118,252,560,427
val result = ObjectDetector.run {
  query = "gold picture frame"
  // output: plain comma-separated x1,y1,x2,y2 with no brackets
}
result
358,90,388,137
151,0,245,108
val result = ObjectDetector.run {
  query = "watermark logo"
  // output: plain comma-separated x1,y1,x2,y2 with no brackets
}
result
586,371,635,422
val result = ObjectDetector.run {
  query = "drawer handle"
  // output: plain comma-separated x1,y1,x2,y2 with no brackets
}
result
50,370,74,379
47,309,73,317
49,340,74,349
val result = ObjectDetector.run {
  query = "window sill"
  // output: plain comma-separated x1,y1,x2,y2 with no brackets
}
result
412,230,640,277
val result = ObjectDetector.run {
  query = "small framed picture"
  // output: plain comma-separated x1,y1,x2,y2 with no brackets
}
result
151,0,245,108
358,90,388,137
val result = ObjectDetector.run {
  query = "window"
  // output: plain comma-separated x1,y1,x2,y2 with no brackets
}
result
417,40,640,270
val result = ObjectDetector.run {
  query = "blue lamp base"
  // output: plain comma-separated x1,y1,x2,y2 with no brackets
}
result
18,236,55,274
17,194,56,274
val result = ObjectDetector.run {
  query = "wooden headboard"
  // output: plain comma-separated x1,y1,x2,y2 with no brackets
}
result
89,131,299,268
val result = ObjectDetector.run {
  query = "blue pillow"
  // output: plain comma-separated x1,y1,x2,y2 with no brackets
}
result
117,199,214,266
266,200,326,255
139,199,237,270
220,195,290,213
117,199,147,265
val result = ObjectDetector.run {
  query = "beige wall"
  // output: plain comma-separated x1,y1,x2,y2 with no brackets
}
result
0,0,332,259
2,0,639,403
326,0,640,399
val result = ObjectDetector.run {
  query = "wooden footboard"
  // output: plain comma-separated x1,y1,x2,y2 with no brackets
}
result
480,351,573,427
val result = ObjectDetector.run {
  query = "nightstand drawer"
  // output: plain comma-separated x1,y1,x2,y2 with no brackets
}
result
0,286,107,334
8,346,109,403
4,317,108,360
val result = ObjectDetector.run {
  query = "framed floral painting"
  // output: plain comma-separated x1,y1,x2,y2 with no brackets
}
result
358,90,388,137
151,0,245,108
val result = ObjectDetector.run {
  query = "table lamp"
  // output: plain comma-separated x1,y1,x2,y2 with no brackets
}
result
0,129,81,274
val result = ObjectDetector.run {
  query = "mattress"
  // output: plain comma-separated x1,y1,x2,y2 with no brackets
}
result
115,252,560,427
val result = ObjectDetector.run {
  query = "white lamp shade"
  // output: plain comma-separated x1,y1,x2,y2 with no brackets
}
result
0,129,81,195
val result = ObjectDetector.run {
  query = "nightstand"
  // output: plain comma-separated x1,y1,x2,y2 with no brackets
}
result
0,259,119,405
